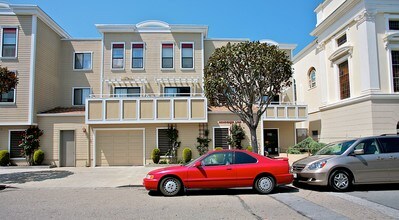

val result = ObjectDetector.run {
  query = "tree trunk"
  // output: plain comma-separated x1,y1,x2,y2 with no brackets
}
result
249,126,259,154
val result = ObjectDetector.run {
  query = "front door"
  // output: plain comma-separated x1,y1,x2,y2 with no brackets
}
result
60,130,75,167
264,129,279,155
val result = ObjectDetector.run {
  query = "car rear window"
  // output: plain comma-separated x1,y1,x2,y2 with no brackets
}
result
378,137,399,153
234,152,257,164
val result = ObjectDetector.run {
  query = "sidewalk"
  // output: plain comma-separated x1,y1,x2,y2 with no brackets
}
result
0,166,162,188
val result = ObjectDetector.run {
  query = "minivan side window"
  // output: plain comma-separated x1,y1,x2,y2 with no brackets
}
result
377,138,399,153
354,139,381,155
234,152,257,164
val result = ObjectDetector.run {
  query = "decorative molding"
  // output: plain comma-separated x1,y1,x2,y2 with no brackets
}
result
355,10,377,26
328,46,353,62
316,40,326,51
383,33,399,49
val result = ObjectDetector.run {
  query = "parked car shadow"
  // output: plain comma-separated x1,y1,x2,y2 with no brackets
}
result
0,171,74,184
293,181,399,192
148,185,299,197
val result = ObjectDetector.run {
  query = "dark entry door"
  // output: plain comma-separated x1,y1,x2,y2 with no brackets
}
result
60,130,75,167
264,129,279,155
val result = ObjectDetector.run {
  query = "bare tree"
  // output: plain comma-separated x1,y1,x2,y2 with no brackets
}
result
204,42,293,153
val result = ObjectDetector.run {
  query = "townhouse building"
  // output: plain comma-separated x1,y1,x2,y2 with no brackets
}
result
0,3,307,167
293,0,399,143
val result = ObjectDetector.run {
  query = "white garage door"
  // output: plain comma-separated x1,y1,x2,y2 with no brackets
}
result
96,130,144,166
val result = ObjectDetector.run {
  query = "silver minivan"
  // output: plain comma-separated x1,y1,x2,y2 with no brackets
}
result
292,135,399,191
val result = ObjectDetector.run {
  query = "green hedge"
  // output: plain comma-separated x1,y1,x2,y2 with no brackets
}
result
0,150,10,166
182,148,192,163
287,137,326,155
33,150,45,165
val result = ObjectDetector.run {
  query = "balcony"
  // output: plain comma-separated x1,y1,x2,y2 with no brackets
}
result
85,94,208,124
262,103,308,122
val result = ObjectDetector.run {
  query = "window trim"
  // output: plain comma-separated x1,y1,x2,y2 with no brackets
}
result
72,87,92,106
113,86,141,97
163,86,191,97
130,42,145,70
0,69,17,105
111,42,125,70
387,47,399,93
160,42,175,70
308,67,316,89
8,129,26,160
156,127,170,157
212,126,230,150
73,51,93,71
180,42,194,70
0,26,19,59
333,55,353,101
332,28,349,50
385,14,399,33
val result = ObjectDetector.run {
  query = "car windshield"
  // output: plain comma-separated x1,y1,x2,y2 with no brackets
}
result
315,140,356,155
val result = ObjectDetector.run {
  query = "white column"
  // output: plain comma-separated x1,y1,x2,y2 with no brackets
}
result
317,41,329,104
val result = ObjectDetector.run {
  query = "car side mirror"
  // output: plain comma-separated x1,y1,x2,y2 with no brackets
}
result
193,161,202,167
353,149,364,155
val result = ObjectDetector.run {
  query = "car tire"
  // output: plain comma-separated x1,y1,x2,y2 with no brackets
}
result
159,177,182,196
329,170,352,192
254,176,275,194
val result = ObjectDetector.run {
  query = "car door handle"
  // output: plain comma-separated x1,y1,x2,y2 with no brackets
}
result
377,157,385,160
389,156,397,160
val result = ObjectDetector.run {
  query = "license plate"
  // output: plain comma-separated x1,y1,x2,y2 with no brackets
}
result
293,173,297,178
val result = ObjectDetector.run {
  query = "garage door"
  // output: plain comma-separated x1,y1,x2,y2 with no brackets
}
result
96,130,144,166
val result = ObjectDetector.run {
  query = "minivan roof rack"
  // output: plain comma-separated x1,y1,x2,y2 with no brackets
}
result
380,134,399,136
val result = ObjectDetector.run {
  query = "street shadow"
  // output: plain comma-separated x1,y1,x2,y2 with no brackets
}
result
293,182,399,192
148,185,299,197
0,171,74,184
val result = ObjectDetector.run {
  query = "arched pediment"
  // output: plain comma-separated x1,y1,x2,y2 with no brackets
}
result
384,33,399,49
136,20,170,29
328,46,353,62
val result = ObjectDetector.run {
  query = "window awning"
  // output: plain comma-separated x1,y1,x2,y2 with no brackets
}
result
155,77,199,85
105,77,148,86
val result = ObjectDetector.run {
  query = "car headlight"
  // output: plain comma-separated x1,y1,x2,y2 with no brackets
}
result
307,161,327,170
145,174,154,179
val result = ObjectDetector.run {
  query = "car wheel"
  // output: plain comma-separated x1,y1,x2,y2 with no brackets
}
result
329,170,352,192
159,177,182,196
254,176,275,194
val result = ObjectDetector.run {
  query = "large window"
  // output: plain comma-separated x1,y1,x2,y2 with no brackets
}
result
157,129,170,156
114,87,140,97
354,139,381,155
308,68,316,89
338,60,350,99
392,51,399,92
234,152,257,164
74,52,92,70
0,89,15,103
9,130,25,159
112,43,124,69
73,88,91,106
214,128,229,149
296,128,308,143
389,20,399,30
377,137,399,153
162,43,174,69
1,28,17,58
131,43,144,69
164,87,190,97
181,43,193,69
261,95,280,104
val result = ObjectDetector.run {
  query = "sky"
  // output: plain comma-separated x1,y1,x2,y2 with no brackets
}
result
8,0,324,55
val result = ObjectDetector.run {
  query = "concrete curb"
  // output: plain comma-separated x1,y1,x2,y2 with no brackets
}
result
0,165,54,169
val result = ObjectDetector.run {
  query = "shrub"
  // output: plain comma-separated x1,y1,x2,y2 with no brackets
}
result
227,123,246,149
286,147,302,154
246,146,253,152
214,147,223,151
159,160,168,164
289,137,326,155
310,141,326,155
33,149,45,165
0,150,10,166
151,148,161,164
182,148,192,163
196,129,211,156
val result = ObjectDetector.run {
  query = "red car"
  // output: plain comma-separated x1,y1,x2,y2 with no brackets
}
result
143,149,293,196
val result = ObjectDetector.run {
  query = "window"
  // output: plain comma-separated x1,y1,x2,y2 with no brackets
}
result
0,88,15,103
338,60,350,99
202,152,233,166
397,122,399,135
296,128,308,143
181,43,193,69
112,43,124,69
262,95,280,104
312,130,319,141
9,130,25,159
389,20,399,30
73,88,91,105
164,87,190,97
157,129,170,156
214,128,229,149
74,52,92,70
308,68,316,89
114,87,140,97
354,139,381,155
234,152,257,164
336,34,347,47
378,137,399,153
1,28,17,58
162,43,174,69
132,43,144,69
392,51,399,92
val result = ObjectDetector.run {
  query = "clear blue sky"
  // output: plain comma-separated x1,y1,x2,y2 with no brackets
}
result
9,0,323,54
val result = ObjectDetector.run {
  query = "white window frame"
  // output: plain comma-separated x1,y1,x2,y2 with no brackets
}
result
72,87,92,106
131,42,145,70
111,42,125,70
385,14,399,34
212,126,230,150
387,45,399,93
332,28,349,50
308,68,316,90
0,26,19,59
0,70,17,105
73,51,93,71
8,129,26,160
160,42,174,70
156,127,170,157
333,56,353,101
180,42,194,70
